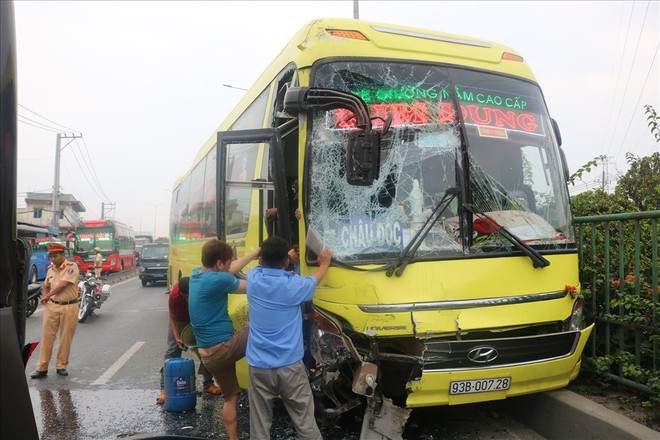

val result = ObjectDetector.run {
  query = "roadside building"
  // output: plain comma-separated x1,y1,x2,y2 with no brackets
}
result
17,192,86,234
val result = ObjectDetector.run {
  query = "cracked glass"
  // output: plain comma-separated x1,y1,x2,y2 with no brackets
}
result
308,61,573,263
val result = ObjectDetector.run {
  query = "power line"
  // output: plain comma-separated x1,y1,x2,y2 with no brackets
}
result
599,1,627,154
616,42,659,159
64,145,108,203
77,137,111,201
610,0,652,159
18,103,79,133
17,113,66,132
73,139,104,197
17,103,112,205
604,2,635,154
17,116,60,133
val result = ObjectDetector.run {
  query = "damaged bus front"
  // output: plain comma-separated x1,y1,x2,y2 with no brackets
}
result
286,61,593,437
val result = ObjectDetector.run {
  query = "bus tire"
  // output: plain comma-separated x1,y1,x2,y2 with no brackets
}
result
29,266,38,284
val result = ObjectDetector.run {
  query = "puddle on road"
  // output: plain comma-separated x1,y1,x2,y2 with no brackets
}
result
29,388,360,440
29,387,528,439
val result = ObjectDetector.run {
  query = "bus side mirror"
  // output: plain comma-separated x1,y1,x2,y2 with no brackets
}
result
347,130,381,185
559,147,570,182
551,118,569,182
284,86,382,185
551,118,562,147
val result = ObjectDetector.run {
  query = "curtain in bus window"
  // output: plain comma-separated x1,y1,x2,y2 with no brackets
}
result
186,160,207,241
225,143,258,237
169,193,178,242
173,177,191,243
202,148,217,238
308,61,462,261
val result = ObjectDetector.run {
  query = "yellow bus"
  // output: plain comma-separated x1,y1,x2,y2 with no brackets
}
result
170,18,593,437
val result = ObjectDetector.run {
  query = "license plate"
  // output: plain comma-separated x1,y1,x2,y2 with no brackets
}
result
449,377,511,395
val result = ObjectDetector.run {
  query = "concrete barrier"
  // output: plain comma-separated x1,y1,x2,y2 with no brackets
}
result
504,389,658,440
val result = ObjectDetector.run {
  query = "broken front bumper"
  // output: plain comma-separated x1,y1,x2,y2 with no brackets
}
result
405,324,593,407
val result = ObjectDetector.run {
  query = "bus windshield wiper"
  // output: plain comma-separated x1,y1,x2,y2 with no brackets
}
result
462,204,550,268
386,187,459,277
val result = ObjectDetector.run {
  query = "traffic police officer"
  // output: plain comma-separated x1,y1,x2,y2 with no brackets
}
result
94,247,103,279
30,241,80,379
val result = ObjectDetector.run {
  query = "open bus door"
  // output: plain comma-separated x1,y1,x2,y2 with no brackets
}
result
216,129,291,248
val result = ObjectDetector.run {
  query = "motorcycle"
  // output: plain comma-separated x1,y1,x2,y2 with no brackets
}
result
25,283,43,317
77,271,111,323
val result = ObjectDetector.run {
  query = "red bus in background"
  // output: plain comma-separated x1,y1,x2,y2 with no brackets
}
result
73,219,136,273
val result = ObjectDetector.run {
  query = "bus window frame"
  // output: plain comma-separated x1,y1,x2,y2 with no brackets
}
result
217,128,291,246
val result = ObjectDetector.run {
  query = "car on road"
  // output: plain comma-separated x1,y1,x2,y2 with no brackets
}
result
138,243,168,287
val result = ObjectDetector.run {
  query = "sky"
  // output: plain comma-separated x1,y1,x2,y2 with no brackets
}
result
14,1,659,238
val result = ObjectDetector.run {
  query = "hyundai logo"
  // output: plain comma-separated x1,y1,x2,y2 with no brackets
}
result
467,346,499,363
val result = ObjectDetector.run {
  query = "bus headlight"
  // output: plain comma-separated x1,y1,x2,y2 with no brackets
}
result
310,307,359,367
563,298,583,332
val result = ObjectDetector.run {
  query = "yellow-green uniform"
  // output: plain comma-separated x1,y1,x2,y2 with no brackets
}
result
36,259,80,372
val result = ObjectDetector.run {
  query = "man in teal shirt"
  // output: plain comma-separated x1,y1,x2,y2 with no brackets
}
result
246,236,332,440
189,241,258,440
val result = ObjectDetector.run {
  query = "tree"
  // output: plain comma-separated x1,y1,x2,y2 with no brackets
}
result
571,188,636,217
614,152,660,211
644,104,660,143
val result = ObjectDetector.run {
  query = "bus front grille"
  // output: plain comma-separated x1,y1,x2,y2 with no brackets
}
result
421,331,580,371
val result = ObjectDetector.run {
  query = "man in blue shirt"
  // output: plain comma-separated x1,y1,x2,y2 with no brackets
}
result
246,236,332,440
189,241,259,440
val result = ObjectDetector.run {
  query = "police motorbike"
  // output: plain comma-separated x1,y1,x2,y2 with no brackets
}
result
25,283,43,317
78,270,111,323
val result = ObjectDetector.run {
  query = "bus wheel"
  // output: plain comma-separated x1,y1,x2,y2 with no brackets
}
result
29,266,38,284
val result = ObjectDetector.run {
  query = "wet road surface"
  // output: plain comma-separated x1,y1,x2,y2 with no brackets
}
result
29,387,543,439
24,274,544,439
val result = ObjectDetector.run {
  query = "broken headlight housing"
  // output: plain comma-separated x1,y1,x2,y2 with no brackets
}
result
310,307,360,367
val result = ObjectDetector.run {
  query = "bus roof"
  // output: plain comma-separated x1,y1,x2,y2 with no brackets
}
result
76,219,133,229
181,17,536,185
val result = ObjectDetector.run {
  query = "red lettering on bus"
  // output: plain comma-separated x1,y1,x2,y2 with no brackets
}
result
463,104,492,125
491,109,517,129
330,102,540,134
439,102,456,123
516,113,538,132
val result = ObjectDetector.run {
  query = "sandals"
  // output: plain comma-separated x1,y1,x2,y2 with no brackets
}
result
203,384,222,395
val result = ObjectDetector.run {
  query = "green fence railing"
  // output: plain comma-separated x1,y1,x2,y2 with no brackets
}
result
574,210,659,394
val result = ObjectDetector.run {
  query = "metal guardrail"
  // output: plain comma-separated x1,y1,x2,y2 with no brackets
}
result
574,210,659,393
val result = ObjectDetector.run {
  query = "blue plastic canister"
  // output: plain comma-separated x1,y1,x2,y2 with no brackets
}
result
163,358,196,411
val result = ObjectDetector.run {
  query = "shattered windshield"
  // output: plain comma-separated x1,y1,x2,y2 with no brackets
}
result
308,61,573,263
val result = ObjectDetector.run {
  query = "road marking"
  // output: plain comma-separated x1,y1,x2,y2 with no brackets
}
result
110,276,138,288
92,341,145,385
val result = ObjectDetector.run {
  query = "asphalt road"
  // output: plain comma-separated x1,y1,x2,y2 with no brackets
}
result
24,275,546,440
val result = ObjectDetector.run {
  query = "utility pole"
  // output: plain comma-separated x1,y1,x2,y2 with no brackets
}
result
51,132,81,235
148,203,162,238
600,156,612,192
353,0,359,19
101,202,116,219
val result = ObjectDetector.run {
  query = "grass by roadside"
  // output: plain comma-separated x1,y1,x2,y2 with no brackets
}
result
567,373,660,432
